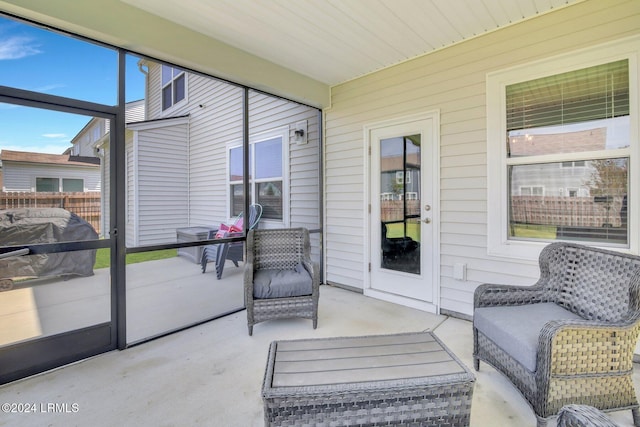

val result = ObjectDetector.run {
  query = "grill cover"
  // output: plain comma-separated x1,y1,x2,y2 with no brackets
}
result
0,208,98,279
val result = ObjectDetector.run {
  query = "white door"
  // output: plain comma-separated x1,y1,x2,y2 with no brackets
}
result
367,115,438,310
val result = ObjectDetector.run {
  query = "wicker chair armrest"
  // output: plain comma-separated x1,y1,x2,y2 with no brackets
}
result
301,259,320,292
243,260,255,305
537,317,640,377
474,282,548,308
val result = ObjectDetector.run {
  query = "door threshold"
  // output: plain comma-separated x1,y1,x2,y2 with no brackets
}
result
364,288,438,314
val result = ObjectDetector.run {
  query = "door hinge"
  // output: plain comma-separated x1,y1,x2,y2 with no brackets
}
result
368,263,371,272
368,204,371,214
368,145,371,155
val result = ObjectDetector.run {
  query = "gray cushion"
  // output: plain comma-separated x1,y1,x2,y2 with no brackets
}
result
474,302,582,372
253,263,313,299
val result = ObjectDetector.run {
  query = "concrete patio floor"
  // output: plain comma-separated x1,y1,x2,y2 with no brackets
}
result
1,284,638,427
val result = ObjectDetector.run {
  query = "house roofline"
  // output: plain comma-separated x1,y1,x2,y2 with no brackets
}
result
0,149,100,167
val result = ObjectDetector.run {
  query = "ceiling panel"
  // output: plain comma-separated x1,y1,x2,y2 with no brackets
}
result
123,0,584,86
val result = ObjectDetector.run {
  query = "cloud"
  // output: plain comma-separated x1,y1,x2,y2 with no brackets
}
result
42,133,67,138
34,83,66,92
0,36,41,60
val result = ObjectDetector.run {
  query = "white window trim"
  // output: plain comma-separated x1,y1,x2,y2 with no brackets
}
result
34,177,86,192
226,126,290,227
61,178,84,192
160,65,188,114
487,35,640,260
520,186,544,197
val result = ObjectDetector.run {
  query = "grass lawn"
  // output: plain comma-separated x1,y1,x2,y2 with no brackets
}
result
385,222,421,242
385,222,557,241
510,224,557,239
94,248,177,269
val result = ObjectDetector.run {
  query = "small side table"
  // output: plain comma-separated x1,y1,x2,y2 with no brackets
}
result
176,226,216,264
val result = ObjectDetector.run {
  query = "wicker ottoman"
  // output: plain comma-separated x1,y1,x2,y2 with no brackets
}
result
262,331,475,426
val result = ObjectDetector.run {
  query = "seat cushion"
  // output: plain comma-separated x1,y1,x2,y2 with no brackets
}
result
253,263,313,299
474,302,582,372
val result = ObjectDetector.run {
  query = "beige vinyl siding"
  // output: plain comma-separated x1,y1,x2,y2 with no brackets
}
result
125,100,145,123
100,145,110,240
125,133,135,246
249,91,321,228
131,121,189,246
1,163,36,191
324,0,640,316
187,79,243,226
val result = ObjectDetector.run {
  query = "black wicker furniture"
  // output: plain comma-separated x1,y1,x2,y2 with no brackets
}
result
473,242,640,427
557,405,621,427
262,331,475,426
244,227,319,335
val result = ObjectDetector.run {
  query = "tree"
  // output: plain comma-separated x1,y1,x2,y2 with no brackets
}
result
588,159,627,196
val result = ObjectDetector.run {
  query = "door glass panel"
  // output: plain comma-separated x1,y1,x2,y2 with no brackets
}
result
0,105,110,348
379,135,421,274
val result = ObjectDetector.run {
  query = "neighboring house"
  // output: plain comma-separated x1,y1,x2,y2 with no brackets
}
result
69,100,145,238
67,99,145,158
507,126,627,230
508,126,608,198
0,150,100,193
0,100,144,222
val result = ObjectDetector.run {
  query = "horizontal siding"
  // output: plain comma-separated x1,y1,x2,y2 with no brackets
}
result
102,144,110,239
324,0,640,315
125,101,145,123
188,78,244,226
134,123,189,245
125,135,134,246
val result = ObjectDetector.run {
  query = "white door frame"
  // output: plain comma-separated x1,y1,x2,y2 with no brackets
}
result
363,111,441,314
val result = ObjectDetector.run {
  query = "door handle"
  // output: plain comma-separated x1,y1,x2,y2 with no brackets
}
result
423,218,431,224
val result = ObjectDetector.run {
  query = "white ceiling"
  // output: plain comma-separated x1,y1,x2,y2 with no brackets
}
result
124,0,583,86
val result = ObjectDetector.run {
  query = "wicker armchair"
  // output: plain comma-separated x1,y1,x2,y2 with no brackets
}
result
244,228,319,336
473,242,640,427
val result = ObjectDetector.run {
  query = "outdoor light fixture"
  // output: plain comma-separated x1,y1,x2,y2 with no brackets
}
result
293,120,308,145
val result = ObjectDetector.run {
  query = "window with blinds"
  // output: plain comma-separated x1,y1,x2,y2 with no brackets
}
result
504,59,630,245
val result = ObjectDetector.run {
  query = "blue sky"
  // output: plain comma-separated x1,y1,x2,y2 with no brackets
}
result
0,16,145,154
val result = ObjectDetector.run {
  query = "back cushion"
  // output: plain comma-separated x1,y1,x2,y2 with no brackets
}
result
555,246,635,322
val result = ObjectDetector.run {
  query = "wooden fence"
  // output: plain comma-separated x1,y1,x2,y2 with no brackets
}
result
381,200,420,223
381,197,626,228
0,192,101,234
511,196,625,228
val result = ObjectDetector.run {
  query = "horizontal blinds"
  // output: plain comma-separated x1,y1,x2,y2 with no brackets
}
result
507,60,629,131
